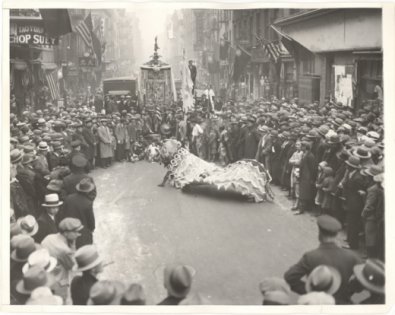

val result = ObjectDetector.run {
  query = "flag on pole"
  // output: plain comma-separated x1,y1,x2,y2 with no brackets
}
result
45,70,61,100
75,13,94,50
91,31,102,65
180,49,194,113
263,41,282,63
40,9,72,38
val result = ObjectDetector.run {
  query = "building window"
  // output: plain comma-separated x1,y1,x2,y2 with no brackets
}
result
301,57,315,75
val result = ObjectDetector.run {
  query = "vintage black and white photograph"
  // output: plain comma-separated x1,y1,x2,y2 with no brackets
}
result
5,5,386,307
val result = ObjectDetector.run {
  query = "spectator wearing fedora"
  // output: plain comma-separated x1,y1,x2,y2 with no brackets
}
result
35,141,50,176
350,259,385,304
340,156,367,250
284,215,362,304
71,245,103,305
87,280,125,305
41,218,83,303
62,155,96,197
14,266,51,305
259,277,291,305
15,153,40,216
294,141,317,215
10,161,33,219
62,178,96,249
361,172,384,259
322,134,343,173
35,194,63,243
46,179,66,201
157,264,195,305
255,125,273,172
10,236,40,305
81,118,96,169
121,283,146,305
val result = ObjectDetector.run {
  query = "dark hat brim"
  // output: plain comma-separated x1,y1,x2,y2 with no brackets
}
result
353,264,385,295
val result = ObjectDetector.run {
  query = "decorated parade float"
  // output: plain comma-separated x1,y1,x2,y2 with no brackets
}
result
139,37,176,108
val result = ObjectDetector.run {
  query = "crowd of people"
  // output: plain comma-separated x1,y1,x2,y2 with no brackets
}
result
9,93,385,305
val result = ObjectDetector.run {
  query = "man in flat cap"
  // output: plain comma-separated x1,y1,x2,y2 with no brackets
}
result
284,215,362,304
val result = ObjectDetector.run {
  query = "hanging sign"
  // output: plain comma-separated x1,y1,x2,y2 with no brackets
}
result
10,19,58,46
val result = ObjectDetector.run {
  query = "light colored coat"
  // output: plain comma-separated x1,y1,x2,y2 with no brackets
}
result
97,125,112,158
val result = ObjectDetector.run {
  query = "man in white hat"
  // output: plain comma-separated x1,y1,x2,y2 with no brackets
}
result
35,141,50,176
70,244,103,305
35,194,63,243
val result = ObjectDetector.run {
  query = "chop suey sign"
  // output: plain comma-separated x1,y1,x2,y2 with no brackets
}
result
10,20,58,46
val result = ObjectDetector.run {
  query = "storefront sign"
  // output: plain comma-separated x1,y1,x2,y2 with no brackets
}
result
79,57,97,68
10,19,58,46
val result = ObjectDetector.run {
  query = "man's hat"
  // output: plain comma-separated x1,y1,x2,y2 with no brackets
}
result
51,141,62,150
262,290,290,305
16,266,50,295
21,154,37,165
259,277,291,295
160,123,171,135
353,259,385,295
42,193,63,207
164,265,195,298
37,141,49,151
17,215,39,236
88,280,125,305
327,134,340,144
73,244,102,272
11,222,22,238
352,147,371,160
10,234,31,251
58,217,83,232
121,283,146,305
71,155,88,168
305,265,342,295
76,178,95,193
46,179,63,192
23,144,36,154
22,248,58,274
317,215,342,234
345,155,361,169
71,140,82,148
10,149,23,164
362,165,383,177
26,286,63,305
373,173,384,184
11,236,39,262
178,292,211,305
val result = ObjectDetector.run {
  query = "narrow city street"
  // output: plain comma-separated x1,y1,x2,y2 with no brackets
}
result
92,161,318,305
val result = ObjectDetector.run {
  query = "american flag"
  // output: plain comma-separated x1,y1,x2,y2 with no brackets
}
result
75,13,93,51
45,70,60,100
263,41,283,63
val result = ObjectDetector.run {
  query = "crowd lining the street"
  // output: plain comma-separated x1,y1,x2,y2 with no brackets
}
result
9,93,385,305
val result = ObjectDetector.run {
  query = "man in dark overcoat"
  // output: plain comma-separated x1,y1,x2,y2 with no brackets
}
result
340,155,366,250
295,141,317,214
62,178,96,249
284,215,362,304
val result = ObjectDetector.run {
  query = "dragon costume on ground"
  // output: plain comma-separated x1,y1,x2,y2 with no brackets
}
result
156,139,274,202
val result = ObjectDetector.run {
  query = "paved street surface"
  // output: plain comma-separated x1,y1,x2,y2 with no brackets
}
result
92,161,319,305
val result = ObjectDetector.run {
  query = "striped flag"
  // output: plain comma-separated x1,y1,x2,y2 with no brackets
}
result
75,13,93,51
263,41,283,63
45,70,60,100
